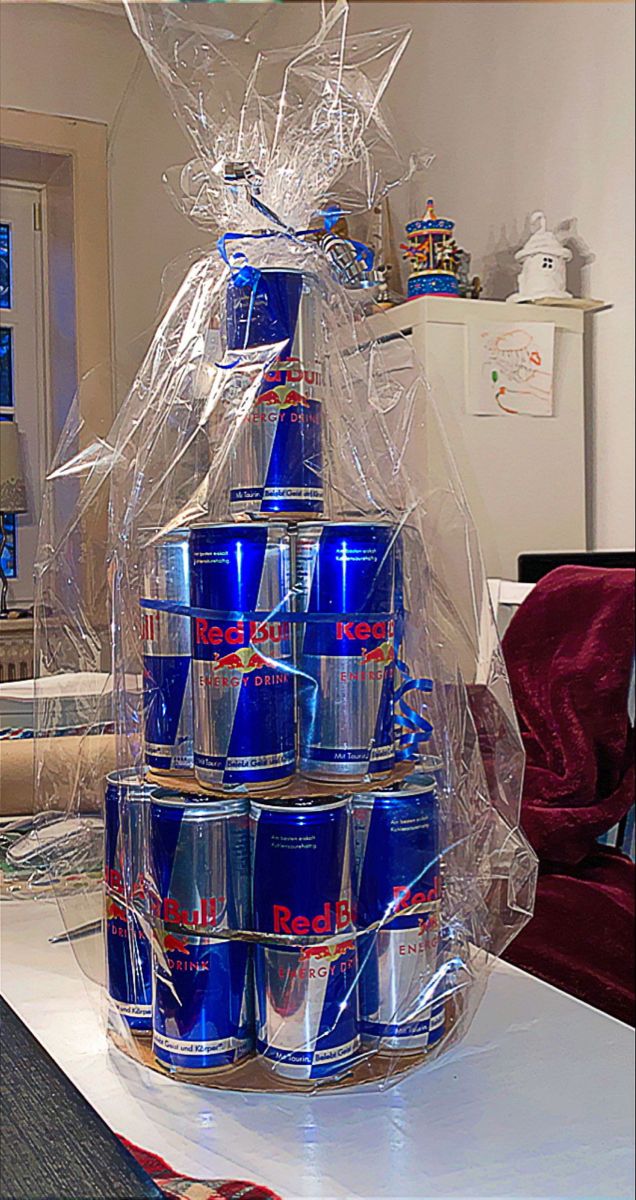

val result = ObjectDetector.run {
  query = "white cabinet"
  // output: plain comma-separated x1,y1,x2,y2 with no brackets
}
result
368,296,587,578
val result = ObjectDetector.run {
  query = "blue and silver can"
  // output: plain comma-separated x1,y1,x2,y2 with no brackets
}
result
141,531,193,772
250,796,360,1081
226,269,323,518
190,523,295,792
104,770,152,1034
149,791,253,1074
352,773,446,1053
296,522,397,780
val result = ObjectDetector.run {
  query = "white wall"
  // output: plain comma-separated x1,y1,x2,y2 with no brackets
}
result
1,1,634,549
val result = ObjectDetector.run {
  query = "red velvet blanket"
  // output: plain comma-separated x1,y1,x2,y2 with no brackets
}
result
501,566,635,1023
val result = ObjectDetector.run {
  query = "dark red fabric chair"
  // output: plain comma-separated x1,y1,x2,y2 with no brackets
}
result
501,566,635,1025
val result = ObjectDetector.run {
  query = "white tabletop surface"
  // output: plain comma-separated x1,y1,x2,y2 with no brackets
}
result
1,895,634,1200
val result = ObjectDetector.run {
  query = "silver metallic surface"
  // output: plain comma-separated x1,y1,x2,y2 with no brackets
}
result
141,531,193,769
229,271,323,517
193,524,294,790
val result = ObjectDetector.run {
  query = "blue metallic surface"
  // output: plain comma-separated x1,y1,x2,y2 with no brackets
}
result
190,524,295,788
250,798,359,1079
297,522,397,777
226,269,322,516
141,531,193,772
153,931,253,1073
149,794,253,1072
352,772,446,1050
104,772,152,1033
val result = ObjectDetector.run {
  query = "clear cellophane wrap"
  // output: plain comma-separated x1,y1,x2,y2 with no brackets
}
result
31,1,537,1093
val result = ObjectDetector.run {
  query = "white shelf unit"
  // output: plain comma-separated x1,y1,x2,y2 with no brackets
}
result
367,296,587,579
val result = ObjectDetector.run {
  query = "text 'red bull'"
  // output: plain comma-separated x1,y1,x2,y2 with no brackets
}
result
273,899,352,936
150,894,225,928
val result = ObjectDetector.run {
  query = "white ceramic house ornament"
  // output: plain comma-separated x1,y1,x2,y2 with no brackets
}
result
508,211,572,302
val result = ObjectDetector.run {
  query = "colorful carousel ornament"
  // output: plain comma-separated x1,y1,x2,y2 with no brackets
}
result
402,198,460,298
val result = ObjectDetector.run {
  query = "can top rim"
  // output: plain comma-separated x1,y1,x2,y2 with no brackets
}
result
149,788,247,813
352,773,437,802
106,769,153,793
296,520,397,531
249,796,351,813
189,522,289,534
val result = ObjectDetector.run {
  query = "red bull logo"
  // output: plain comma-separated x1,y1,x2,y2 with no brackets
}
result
392,878,440,914
256,386,313,412
299,937,355,963
150,894,224,928
361,641,394,667
106,897,128,922
336,620,394,644
163,932,190,956
212,646,269,674
273,899,352,936
263,357,322,388
195,618,289,649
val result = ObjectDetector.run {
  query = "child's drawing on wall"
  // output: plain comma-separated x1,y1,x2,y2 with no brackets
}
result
467,322,555,416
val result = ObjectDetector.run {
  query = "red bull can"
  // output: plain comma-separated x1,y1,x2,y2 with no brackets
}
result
190,523,295,792
296,522,397,780
226,268,323,518
149,790,253,1073
352,773,446,1053
141,530,193,773
104,770,152,1035
250,796,360,1081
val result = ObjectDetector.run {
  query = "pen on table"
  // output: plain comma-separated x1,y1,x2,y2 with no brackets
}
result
49,919,102,944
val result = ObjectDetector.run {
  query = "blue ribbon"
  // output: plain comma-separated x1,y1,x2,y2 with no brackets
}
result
140,598,433,761
139,598,395,625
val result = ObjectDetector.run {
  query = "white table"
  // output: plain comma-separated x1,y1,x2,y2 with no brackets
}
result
1,896,634,1200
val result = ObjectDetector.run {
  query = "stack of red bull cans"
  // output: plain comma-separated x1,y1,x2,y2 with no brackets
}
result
105,771,447,1081
105,265,448,1086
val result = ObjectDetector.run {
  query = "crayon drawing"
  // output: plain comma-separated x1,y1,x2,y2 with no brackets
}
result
467,322,555,416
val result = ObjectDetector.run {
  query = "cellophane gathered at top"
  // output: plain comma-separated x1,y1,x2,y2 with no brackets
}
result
32,0,537,1093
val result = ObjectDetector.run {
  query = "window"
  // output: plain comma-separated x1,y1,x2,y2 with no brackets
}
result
0,244,16,577
542,256,555,270
0,184,47,603
0,223,11,309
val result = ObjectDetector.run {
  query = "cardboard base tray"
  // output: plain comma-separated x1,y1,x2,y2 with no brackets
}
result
108,995,460,1094
146,760,414,801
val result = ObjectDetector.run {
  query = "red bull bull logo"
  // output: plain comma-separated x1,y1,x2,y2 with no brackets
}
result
106,897,128,922
299,937,356,963
212,646,269,673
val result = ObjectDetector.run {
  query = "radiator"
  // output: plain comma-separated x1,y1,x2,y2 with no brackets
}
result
0,620,34,684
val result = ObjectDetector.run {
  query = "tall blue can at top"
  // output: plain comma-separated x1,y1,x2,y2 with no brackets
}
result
225,269,323,519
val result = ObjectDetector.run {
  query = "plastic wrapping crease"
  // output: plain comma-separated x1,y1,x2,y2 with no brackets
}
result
30,0,537,1092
